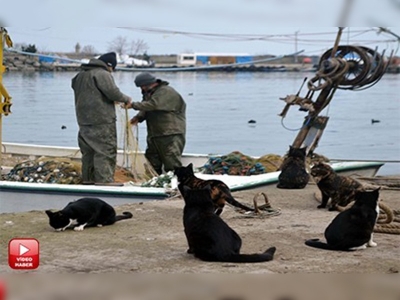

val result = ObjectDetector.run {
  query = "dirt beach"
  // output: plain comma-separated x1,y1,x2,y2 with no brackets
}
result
0,183,399,274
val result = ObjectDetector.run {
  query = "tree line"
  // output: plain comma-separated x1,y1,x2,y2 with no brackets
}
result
14,36,149,56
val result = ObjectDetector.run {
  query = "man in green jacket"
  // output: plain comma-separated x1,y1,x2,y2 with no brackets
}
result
125,72,186,174
72,52,131,183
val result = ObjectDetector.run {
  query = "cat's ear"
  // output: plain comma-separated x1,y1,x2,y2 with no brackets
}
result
372,187,381,195
188,163,193,169
45,210,53,217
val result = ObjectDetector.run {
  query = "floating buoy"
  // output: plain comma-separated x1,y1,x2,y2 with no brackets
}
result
61,125,67,129
371,119,380,124
248,119,256,124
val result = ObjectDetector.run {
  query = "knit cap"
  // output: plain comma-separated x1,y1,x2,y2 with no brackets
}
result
134,72,157,87
98,52,117,70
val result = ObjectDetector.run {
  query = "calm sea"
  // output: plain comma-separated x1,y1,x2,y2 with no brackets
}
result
2,71,400,175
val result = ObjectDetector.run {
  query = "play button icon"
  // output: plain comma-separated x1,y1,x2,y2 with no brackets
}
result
8,238,39,270
19,244,30,256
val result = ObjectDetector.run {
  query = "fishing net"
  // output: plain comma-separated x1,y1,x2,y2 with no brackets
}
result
201,151,283,176
3,157,83,184
116,107,158,183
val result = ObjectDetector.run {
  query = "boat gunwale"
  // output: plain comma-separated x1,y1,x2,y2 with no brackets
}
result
1,142,384,197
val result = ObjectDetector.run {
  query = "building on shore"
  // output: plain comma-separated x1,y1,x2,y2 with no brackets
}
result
177,52,254,66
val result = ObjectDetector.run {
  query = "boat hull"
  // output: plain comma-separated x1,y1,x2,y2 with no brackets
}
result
1,142,384,213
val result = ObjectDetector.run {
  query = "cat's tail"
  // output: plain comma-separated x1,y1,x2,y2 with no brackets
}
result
115,211,133,222
305,239,333,250
226,195,254,212
305,239,352,251
225,246,276,263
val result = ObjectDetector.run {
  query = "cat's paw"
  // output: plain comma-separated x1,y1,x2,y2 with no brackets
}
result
317,204,326,209
350,244,367,250
73,225,85,231
368,240,377,247
328,206,336,211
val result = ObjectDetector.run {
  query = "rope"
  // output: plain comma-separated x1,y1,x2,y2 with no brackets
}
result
234,192,281,219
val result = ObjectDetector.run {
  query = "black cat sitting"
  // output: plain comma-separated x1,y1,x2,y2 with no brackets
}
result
181,185,276,263
277,146,310,189
175,163,254,215
45,197,133,231
305,188,380,251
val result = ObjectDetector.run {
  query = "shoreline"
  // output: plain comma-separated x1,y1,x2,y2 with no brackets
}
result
4,52,400,73
1,184,399,274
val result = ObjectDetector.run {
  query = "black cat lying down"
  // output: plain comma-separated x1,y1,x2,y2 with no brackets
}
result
181,185,276,263
45,197,133,231
305,188,380,251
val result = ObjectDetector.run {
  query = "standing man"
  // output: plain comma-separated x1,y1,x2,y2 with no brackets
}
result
72,52,131,184
125,72,186,174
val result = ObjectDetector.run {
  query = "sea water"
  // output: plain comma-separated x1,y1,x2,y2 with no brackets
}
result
2,71,400,175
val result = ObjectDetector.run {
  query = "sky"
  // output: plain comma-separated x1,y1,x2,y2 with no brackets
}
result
2,0,400,56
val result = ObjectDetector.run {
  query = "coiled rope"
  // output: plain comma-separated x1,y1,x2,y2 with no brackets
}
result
234,192,281,218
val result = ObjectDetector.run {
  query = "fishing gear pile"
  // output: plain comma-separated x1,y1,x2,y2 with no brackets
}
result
3,157,82,184
140,171,175,188
202,151,283,175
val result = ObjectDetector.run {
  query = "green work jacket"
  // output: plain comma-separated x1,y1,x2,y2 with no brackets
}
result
132,81,186,138
72,59,130,126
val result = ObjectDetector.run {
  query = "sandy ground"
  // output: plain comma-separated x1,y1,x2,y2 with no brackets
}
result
0,183,399,274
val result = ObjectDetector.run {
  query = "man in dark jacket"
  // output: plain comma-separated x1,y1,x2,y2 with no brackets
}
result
124,72,186,174
72,52,131,183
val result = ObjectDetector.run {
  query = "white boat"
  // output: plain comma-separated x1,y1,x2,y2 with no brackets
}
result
1,142,384,199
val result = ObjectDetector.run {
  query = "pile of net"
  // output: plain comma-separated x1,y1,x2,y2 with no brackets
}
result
3,157,83,184
201,151,283,176
140,171,175,188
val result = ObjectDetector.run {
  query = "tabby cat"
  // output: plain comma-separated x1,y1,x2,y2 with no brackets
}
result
45,197,133,231
311,162,364,211
174,163,254,215
277,146,310,189
305,188,380,251
181,184,276,262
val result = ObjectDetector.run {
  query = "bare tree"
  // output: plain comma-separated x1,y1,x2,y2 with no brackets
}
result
81,45,97,55
107,36,128,55
130,39,149,56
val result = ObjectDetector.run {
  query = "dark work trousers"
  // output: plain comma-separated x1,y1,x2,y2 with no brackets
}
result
78,123,117,183
145,134,185,174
